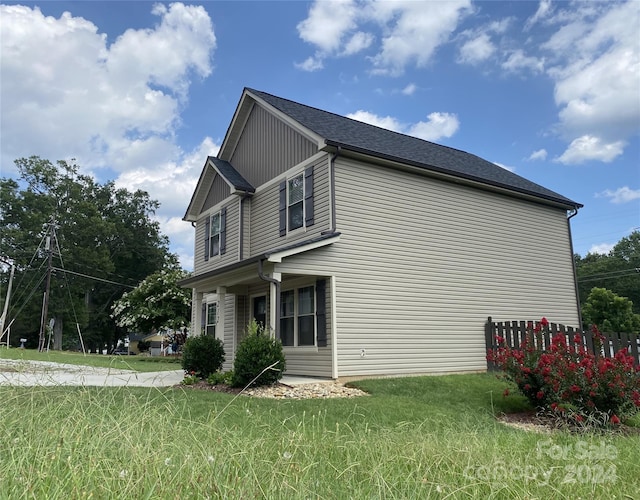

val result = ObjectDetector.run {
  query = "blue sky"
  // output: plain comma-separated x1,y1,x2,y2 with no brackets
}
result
1,0,638,271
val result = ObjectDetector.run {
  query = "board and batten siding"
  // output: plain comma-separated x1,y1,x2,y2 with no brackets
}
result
202,173,231,213
249,156,331,257
277,157,579,377
230,103,318,188
193,199,240,276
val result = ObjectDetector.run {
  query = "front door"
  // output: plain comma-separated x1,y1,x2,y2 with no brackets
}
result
253,296,266,329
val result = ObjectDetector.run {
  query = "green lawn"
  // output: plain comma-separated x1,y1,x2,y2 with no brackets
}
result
1,373,638,498
0,347,181,372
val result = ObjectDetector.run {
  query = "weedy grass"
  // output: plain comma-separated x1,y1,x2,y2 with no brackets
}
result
0,373,638,499
0,348,181,372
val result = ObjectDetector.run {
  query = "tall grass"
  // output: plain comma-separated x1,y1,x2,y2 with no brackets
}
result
1,374,638,498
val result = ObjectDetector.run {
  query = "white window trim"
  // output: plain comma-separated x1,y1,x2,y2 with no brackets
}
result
205,302,218,337
209,211,221,258
280,284,316,348
286,172,305,234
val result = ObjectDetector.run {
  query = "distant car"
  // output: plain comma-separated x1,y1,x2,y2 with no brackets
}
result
112,347,136,355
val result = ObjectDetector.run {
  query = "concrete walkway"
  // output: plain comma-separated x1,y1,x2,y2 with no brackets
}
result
0,359,332,388
0,359,184,387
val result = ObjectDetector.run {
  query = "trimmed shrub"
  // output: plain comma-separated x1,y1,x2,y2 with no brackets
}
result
181,335,225,378
232,319,286,388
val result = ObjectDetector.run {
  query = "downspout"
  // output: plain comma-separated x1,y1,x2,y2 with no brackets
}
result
322,146,341,235
258,259,280,340
239,196,244,261
567,207,583,330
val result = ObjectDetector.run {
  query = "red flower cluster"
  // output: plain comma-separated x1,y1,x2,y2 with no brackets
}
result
488,321,640,427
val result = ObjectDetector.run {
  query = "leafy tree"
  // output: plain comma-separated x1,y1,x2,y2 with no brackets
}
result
111,269,191,334
575,230,640,314
0,156,177,350
582,287,640,333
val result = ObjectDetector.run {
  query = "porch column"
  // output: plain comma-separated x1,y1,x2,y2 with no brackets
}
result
192,290,204,337
269,272,281,339
216,286,226,343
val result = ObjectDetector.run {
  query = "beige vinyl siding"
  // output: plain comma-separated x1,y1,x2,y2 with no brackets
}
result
281,276,333,378
202,174,231,212
193,199,240,276
278,157,579,377
249,156,331,256
222,293,236,371
231,104,317,187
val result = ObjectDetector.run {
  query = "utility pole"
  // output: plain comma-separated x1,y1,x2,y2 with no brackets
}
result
0,257,15,346
38,219,55,352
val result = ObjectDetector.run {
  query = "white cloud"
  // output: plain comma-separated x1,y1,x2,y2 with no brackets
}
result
493,162,516,172
458,33,495,65
296,0,358,53
543,1,640,162
0,4,216,270
346,110,403,132
347,110,459,142
556,135,625,165
588,243,614,255
525,0,553,31
114,136,219,270
502,49,545,74
401,83,417,96
296,0,471,76
0,3,216,173
596,187,640,204
369,0,472,76
295,55,324,72
342,31,374,56
408,113,460,141
528,149,548,161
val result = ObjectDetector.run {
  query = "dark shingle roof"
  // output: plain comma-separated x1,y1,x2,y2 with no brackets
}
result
209,156,255,193
247,88,581,209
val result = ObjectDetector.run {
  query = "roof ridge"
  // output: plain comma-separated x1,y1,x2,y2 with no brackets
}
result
244,87,580,209
246,87,486,159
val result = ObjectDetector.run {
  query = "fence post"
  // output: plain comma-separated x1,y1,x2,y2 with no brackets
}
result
485,317,496,371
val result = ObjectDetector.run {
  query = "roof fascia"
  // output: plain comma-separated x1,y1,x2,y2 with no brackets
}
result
218,91,255,161
179,234,341,289
324,141,582,211
245,89,326,149
207,157,254,195
266,234,341,263
182,158,216,222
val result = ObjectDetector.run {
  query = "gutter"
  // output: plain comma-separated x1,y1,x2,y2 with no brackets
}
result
258,259,280,340
567,207,583,330
322,146,340,235
323,139,582,211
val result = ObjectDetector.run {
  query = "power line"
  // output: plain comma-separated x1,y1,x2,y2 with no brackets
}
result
577,269,640,283
51,267,136,289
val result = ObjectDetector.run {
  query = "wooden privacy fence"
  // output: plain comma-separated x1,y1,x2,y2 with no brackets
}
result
485,317,640,371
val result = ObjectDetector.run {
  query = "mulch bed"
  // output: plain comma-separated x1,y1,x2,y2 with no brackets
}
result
497,410,640,435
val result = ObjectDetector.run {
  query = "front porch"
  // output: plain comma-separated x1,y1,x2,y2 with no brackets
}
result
181,252,337,379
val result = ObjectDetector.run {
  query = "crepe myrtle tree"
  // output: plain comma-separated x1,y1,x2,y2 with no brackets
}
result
111,269,192,335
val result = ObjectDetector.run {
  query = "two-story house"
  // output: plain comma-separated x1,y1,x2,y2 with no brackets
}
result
181,88,582,379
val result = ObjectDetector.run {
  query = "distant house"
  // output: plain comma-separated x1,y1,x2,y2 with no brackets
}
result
180,88,582,379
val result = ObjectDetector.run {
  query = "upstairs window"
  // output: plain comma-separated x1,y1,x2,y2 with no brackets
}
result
288,174,304,231
279,167,314,236
204,207,226,261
